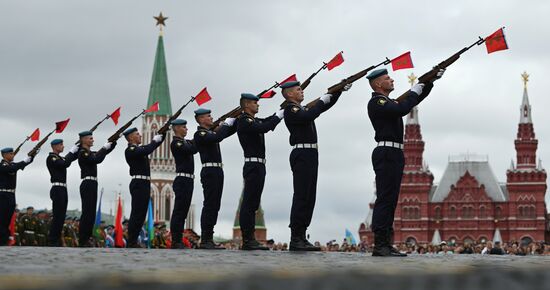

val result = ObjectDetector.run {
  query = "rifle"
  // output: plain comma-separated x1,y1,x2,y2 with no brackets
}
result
75,114,112,145
280,57,392,109
107,110,145,143
209,82,280,129
28,130,55,157
279,61,334,109
157,96,196,135
395,37,486,102
13,136,31,156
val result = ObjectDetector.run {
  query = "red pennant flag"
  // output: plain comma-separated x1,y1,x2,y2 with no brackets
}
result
144,101,159,113
195,87,212,106
391,51,414,71
485,28,509,54
30,128,40,141
8,211,16,246
114,196,125,248
110,107,121,125
280,74,298,85
260,90,276,99
55,118,70,133
326,52,344,71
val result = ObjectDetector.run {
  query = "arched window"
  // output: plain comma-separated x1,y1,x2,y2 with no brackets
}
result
434,207,442,220
495,206,502,220
450,206,457,219
406,237,417,246
479,206,486,219
165,195,171,221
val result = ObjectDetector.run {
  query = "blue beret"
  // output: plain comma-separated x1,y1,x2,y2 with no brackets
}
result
171,119,187,126
50,139,63,145
240,93,259,101
366,68,388,81
1,147,14,154
280,81,300,89
123,127,138,137
194,108,211,116
79,131,93,137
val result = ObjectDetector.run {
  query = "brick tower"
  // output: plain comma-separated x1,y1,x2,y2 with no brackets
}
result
505,71,547,243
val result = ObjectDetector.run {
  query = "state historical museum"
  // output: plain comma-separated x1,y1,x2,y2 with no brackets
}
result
359,73,548,245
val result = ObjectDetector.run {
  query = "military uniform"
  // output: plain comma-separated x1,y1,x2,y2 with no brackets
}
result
282,82,342,251
36,214,49,246
169,119,198,248
46,144,78,246
0,152,31,246
366,68,435,256
236,94,282,250
194,108,236,248
20,213,38,246
77,134,115,247
124,128,164,247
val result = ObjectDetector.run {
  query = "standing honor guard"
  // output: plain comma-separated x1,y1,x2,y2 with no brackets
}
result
193,108,236,249
281,80,352,251
0,147,33,246
169,119,198,249
236,93,283,250
77,131,116,247
46,139,79,246
123,127,165,248
366,68,443,256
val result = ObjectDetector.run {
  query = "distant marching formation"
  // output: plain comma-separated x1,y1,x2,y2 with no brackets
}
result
0,20,509,256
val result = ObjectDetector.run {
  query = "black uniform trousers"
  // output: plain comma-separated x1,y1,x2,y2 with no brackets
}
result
170,176,194,242
371,147,405,233
48,186,68,245
289,149,319,230
128,179,151,244
239,163,266,233
79,180,98,245
0,191,15,246
200,167,224,233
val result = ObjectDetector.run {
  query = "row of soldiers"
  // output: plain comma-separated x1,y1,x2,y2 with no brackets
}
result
1,67,445,256
8,206,175,248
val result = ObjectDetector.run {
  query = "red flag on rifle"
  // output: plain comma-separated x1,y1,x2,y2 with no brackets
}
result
30,128,40,141
326,52,344,71
55,118,70,133
391,51,414,71
260,90,276,99
280,74,297,85
195,87,212,106
485,28,509,54
110,107,121,125
144,101,159,113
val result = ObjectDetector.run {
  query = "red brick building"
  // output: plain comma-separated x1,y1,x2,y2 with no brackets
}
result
359,73,548,245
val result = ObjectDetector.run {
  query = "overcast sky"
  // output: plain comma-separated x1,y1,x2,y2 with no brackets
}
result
1,0,548,243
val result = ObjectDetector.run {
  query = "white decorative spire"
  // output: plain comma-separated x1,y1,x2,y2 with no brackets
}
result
520,71,532,124
406,73,419,125
509,159,515,170
431,229,442,245
492,228,502,243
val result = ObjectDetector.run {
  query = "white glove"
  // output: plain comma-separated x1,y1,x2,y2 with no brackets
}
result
24,156,32,164
69,145,79,154
320,93,332,104
411,83,425,95
343,83,353,91
153,134,163,143
275,109,284,119
223,117,236,126
436,68,446,79
102,142,112,150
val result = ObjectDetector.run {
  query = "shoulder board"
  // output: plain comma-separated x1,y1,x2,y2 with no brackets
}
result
246,117,254,123
290,106,301,113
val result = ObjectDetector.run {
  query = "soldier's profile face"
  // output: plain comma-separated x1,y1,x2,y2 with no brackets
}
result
197,114,213,127
245,100,259,114
81,136,94,147
2,152,14,162
377,75,394,91
52,143,64,153
286,86,304,103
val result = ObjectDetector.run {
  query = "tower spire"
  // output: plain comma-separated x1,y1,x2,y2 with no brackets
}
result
406,73,419,125
147,13,172,116
514,71,538,169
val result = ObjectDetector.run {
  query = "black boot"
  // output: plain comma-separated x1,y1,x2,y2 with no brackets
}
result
241,230,268,251
372,230,405,257
290,228,313,251
199,231,225,250
171,233,185,249
388,229,407,257
302,231,321,251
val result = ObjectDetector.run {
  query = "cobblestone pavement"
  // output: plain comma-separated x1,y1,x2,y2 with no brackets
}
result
1,247,550,290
